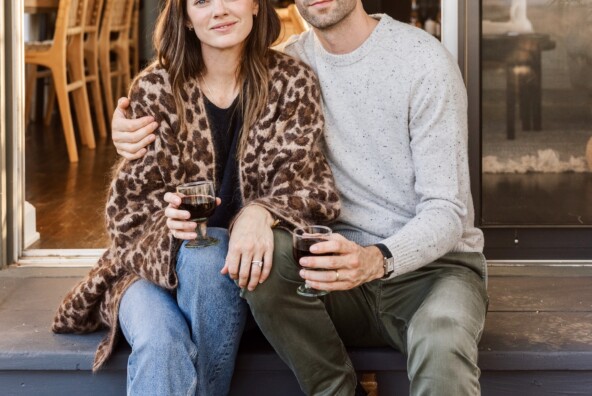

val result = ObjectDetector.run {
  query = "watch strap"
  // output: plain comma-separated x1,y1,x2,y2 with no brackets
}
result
374,243,394,279
373,243,393,259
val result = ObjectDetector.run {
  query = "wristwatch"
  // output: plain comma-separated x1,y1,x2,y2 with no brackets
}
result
374,243,395,279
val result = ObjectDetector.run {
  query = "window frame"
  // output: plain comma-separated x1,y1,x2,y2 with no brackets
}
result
465,0,592,260
4,0,102,267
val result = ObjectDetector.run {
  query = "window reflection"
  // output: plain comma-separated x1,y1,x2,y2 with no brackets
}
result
481,0,592,225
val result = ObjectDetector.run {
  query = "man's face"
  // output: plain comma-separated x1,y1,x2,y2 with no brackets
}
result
294,0,357,30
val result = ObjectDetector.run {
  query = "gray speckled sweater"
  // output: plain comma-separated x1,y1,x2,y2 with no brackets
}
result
283,15,484,278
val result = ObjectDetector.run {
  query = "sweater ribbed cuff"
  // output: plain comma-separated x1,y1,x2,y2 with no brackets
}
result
381,239,425,280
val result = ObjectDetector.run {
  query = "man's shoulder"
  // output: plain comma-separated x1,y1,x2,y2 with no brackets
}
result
376,15,455,71
377,14,435,45
278,30,315,60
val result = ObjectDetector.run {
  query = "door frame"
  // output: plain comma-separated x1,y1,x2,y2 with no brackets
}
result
4,0,103,267
4,0,26,268
1,0,7,269
442,0,459,63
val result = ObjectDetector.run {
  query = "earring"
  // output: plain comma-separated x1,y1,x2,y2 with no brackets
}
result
187,25,194,31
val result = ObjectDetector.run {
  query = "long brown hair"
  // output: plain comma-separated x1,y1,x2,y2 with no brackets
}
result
153,0,281,155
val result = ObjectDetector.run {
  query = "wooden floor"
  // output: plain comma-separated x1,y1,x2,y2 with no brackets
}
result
25,119,118,249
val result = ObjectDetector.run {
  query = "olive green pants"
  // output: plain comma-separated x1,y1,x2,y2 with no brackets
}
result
244,230,488,396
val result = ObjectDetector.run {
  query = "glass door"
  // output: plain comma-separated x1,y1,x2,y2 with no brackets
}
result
469,0,592,259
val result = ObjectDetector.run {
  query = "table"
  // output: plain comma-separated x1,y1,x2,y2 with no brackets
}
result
483,34,556,140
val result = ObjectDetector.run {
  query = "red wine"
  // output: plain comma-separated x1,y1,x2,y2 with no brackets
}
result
292,238,330,268
179,195,215,219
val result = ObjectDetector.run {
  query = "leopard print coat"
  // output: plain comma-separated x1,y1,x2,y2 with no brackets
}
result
52,51,340,371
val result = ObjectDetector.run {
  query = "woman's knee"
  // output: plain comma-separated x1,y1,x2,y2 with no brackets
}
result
176,227,230,278
119,280,193,350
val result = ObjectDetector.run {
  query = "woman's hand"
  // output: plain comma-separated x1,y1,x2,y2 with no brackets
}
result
222,205,275,291
164,192,220,240
112,97,158,160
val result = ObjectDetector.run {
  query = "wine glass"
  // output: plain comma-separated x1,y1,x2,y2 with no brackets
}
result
176,181,218,248
292,225,332,297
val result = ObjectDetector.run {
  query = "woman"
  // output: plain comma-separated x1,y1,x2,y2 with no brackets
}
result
51,0,340,394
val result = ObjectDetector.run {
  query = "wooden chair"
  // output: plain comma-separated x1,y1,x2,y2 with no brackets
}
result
99,0,135,118
129,0,140,77
274,4,309,46
287,4,308,33
25,0,96,162
42,0,108,138
83,0,108,138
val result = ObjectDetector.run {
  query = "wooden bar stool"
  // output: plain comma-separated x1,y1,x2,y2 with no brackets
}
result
83,0,108,138
25,0,96,162
99,0,135,118
274,4,309,46
129,0,140,77
287,4,308,33
43,0,108,138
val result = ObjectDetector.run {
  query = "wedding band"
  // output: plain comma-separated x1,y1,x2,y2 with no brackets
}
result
335,270,340,282
251,260,263,268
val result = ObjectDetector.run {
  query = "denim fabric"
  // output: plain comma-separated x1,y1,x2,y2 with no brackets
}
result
119,227,247,396
176,227,248,396
119,279,198,396
245,230,488,396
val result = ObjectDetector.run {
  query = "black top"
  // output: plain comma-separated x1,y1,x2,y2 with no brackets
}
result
204,96,243,229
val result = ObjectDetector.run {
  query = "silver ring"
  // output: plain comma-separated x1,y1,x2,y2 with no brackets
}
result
172,230,177,239
251,260,263,268
335,270,339,282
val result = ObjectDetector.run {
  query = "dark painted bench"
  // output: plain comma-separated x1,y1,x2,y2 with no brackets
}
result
1,265,592,395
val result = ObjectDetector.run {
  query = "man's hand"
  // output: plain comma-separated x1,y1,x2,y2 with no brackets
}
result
299,234,386,291
112,97,158,160
222,206,275,292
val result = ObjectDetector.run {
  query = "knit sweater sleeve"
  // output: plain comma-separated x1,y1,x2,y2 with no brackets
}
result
381,56,471,278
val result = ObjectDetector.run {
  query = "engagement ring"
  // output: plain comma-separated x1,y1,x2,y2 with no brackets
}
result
251,260,263,268
335,270,340,281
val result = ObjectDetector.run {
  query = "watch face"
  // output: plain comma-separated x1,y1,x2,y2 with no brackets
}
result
386,257,395,272
383,257,395,278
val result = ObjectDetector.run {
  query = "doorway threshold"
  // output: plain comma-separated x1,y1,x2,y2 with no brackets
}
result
17,249,105,267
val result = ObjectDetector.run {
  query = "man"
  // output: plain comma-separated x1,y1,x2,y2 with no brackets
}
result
112,1,488,395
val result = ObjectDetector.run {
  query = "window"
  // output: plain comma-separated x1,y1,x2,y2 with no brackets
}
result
467,0,592,259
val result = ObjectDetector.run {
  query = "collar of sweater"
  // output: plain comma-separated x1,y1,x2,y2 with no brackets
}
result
312,14,390,67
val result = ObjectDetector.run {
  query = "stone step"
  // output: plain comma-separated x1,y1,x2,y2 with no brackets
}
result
1,266,592,395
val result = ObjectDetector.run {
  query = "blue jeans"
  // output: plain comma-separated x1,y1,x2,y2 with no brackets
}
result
119,228,248,396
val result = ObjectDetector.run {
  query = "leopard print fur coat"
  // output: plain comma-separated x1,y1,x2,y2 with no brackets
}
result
52,51,340,371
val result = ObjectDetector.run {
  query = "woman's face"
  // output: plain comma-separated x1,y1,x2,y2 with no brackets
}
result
186,0,259,53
